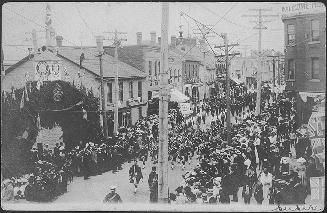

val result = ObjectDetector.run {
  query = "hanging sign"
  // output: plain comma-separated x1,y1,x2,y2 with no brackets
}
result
35,61,62,82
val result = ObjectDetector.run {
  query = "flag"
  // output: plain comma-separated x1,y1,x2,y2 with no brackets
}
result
37,113,41,129
12,88,16,100
82,107,87,120
20,90,25,109
36,81,41,90
25,85,29,101
80,53,85,69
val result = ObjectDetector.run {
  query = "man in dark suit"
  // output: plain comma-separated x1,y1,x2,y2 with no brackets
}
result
129,160,143,193
148,166,158,203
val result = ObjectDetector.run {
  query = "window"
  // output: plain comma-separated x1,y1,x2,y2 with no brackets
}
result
178,69,180,82
287,59,295,80
148,91,152,100
311,20,319,41
107,83,112,103
138,107,142,120
149,61,152,76
154,61,157,76
138,81,142,99
311,57,319,79
287,24,295,45
119,82,123,101
129,82,133,99
174,69,176,81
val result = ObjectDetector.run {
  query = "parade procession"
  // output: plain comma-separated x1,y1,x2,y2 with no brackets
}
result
1,2,325,211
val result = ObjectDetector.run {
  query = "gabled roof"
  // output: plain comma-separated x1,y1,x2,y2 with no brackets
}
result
4,46,146,80
56,46,146,79
105,45,146,72
5,55,33,75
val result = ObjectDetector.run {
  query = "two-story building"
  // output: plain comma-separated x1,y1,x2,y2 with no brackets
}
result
2,36,148,137
281,2,326,125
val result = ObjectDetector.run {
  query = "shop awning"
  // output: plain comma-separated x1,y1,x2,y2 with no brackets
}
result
152,88,190,103
299,92,325,102
170,88,189,102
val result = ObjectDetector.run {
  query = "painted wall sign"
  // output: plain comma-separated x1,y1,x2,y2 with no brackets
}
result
281,2,326,18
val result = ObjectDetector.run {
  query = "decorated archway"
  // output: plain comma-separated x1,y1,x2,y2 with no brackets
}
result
1,80,103,178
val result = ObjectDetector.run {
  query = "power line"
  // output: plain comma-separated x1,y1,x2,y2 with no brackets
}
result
208,2,239,33
196,3,253,30
74,3,95,37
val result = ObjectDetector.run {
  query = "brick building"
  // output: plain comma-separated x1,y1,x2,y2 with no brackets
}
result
282,2,326,125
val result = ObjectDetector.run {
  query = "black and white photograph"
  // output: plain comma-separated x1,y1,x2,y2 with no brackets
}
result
1,2,325,211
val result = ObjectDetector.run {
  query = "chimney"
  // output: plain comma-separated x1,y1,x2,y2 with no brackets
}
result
171,35,177,47
55,35,63,47
158,37,161,45
95,35,104,53
150,31,156,45
136,32,142,45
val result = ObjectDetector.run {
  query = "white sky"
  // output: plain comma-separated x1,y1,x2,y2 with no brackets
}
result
2,2,289,63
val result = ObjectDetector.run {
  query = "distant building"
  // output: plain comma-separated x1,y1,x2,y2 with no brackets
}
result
281,2,326,125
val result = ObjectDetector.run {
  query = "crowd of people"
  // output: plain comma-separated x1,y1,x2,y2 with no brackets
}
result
166,86,323,205
2,82,324,205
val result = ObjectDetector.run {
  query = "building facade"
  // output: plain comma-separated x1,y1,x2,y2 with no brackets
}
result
282,3,326,125
2,38,148,136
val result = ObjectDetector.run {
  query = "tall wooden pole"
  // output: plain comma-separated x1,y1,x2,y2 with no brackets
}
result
96,36,108,139
158,1,169,203
113,30,119,135
223,33,231,144
255,9,263,116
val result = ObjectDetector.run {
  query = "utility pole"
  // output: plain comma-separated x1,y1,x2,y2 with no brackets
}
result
96,36,108,139
193,24,214,102
215,36,240,144
158,1,169,203
243,8,278,115
103,30,127,135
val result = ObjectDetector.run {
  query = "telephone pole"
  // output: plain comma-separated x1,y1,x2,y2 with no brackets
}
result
193,24,215,101
95,36,108,139
215,36,240,144
103,30,127,135
158,1,169,203
243,8,278,115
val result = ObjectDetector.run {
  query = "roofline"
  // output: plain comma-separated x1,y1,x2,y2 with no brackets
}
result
5,55,34,75
54,51,101,78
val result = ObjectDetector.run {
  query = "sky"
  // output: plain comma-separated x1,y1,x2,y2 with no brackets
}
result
2,2,291,63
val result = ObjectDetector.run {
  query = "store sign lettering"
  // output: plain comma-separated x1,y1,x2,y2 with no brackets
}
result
281,2,326,17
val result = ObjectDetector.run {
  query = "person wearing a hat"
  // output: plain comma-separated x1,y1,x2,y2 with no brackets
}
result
129,160,143,194
103,186,122,203
148,166,158,203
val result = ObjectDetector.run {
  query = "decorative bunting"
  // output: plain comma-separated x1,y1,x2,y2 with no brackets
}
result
82,107,87,120
20,90,25,109
25,85,29,101
36,80,41,90
12,88,16,100
37,113,41,129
